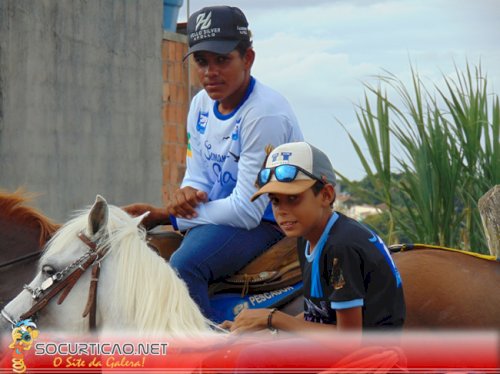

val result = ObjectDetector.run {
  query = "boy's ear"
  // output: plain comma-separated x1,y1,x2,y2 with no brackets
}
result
321,184,336,206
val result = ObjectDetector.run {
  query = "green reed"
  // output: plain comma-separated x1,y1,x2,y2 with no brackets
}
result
340,62,499,252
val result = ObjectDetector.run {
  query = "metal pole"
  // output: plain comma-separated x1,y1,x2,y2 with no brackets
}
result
186,0,192,105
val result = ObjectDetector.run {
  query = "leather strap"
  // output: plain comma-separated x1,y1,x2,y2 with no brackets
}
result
19,253,98,321
77,232,98,251
19,232,106,328
82,264,100,330
57,255,97,305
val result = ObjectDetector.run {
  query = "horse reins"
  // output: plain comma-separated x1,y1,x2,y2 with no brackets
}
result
0,250,42,269
11,231,110,330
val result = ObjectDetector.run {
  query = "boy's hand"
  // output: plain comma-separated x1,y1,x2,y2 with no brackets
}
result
218,320,233,331
225,308,270,334
166,187,208,219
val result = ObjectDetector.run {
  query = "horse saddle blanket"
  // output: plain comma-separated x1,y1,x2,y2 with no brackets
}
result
146,231,301,296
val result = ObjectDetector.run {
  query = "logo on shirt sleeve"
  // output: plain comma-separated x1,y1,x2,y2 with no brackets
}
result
330,257,346,290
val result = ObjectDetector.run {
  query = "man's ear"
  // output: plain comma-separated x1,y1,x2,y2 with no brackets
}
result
244,48,255,70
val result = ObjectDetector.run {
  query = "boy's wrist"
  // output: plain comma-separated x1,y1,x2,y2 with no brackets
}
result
267,308,278,334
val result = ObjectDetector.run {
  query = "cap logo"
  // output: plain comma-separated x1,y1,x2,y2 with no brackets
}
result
271,151,292,163
195,11,212,31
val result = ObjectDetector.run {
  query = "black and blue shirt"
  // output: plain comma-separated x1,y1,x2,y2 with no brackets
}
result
298,212,405,328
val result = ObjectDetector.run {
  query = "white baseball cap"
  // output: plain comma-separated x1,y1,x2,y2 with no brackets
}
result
251,142,336,201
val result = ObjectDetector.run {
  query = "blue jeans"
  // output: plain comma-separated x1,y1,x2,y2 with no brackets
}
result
169,222,284,322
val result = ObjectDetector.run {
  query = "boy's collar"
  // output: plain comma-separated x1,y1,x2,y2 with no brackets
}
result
305,211,339,260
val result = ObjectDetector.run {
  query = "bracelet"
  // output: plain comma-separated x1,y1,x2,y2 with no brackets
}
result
267,308,278,333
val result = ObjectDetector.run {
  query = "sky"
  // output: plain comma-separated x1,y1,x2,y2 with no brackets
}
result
177,0,500,181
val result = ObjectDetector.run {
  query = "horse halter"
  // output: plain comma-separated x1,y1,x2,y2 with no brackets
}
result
6,231,110,330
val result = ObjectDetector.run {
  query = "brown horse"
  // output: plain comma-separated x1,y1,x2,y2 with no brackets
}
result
391,245,499,329
1,190,499,329
0,190,60,308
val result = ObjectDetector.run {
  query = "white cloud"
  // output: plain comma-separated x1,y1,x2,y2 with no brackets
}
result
178,0,500,180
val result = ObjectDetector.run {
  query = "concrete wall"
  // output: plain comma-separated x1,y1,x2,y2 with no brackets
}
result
0,0,164,221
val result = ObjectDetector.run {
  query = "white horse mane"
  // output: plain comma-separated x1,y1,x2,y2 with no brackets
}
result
42,204,216,336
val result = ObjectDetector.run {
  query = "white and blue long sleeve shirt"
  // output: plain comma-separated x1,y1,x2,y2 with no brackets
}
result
172,77,303,231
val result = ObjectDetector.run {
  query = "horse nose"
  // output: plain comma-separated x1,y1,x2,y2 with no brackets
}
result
0,316,11,333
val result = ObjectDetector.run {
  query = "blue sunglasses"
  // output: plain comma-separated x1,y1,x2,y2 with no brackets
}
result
257,164,324,187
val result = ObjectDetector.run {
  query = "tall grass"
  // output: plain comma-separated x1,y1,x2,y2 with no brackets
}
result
337,88,396,242
341,63,499,253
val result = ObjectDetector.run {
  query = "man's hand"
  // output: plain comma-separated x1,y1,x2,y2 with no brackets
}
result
166,186,208,219
121,203,170,230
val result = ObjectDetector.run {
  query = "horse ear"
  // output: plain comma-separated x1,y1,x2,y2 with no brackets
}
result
132,211,150,228
88,195,109,236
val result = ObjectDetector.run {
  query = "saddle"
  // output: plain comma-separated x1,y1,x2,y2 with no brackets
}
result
146,231,301,297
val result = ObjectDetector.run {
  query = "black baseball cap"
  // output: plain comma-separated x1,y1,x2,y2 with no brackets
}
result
185,6,250,59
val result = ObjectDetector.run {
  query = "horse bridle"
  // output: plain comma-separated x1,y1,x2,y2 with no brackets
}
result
1,231,110,330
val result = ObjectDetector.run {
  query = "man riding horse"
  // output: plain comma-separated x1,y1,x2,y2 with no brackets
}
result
124,5,303,322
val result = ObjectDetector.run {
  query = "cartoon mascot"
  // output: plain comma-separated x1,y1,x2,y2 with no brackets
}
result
9,319,39,374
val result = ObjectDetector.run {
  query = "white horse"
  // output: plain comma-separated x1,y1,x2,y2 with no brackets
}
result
1,196,215,337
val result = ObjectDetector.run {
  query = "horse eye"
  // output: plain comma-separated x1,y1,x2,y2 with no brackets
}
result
42,265,56,276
